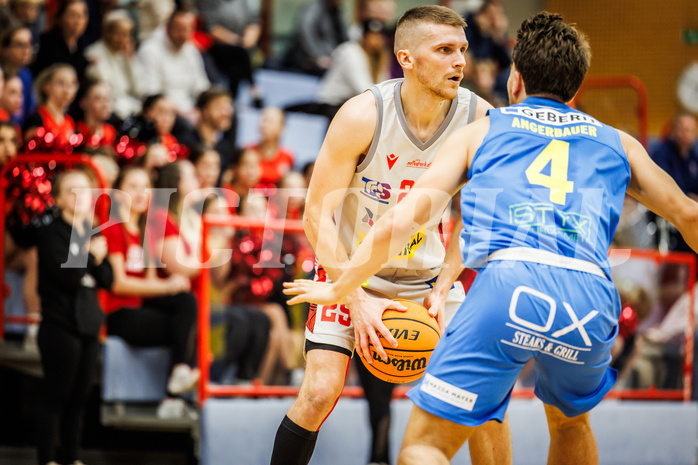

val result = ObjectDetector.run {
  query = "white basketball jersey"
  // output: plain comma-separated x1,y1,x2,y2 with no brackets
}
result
335,79,477,281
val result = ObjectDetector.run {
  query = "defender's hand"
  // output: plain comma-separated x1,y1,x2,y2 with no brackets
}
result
423,289,447,333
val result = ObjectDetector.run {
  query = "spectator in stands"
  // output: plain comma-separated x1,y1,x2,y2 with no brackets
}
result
75,78,116,149
80,0,119,48
32,0,89,80
174,86,236,171
652,112,698,197
613,195,656,249
224,147,260,208
228,193,298,384
348,0,395,41
316,19,390,116
0,120,18,164
278,170,306,220
0,121,40,349
276,169,315,285
138,7,211,119
103,166,200,419
9,0,46,48
248,107,294,185
190,145,222,189
463,0,510,97
652,113,698,252
0,65,8,121
137,142,169,181
464,0,510,68
469,58,506,107
284,0,348,76
196,0,260,99
24,63,78,147
1,25,36,125
11,169,113,465
0,4,17,38
138,0,175,42
1,74,24,125
150,160,230,286
141,93,179,152
85,9,146,121
90,149,119,187
201,193,273,384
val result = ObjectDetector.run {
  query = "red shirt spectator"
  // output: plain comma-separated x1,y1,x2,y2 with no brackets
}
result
77,121,116,148
103,223,146,313
76,79,117,149
148,208,193,280
248,107,295,185
23,64,78,148
250,143,295,185
34,104,76,146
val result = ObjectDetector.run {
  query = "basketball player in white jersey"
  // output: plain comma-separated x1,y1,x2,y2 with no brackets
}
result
270,6,511,464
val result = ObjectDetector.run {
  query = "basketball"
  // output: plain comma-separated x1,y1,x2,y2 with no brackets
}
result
359,299,441,384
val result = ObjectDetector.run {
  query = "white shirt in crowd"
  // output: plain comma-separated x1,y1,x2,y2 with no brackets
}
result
86,40,147,120
137,28,210,114
317,41,388,106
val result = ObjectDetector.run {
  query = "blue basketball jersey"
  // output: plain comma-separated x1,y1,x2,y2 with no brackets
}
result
459,97,630,278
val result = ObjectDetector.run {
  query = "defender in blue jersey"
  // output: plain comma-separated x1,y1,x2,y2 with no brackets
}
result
284,12,698,465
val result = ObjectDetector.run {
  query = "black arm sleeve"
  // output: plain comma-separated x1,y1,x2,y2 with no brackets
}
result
88,254,114,290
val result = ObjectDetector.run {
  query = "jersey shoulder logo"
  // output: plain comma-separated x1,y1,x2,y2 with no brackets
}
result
387,153,399,170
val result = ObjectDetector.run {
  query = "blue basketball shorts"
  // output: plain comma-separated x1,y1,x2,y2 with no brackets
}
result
408,260,620,425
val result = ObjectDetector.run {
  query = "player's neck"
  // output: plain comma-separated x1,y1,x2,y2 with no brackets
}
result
400,80,452,142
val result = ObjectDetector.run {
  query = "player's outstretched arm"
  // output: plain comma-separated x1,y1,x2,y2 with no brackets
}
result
285,118,489,305
422,96,492,329
623,130,698,252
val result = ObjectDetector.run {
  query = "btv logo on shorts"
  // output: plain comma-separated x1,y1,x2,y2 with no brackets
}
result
386,153,399,170
361,177,391,204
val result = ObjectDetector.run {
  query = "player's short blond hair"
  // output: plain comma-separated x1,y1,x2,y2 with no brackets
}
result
394,5,467,54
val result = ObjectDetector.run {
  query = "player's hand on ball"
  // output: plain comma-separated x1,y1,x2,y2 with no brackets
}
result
346,289,407,364
283,280,345,306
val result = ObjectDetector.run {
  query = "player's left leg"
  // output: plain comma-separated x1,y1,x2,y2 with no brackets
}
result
544,403,597,465
468,414,512,465
398,405,474,465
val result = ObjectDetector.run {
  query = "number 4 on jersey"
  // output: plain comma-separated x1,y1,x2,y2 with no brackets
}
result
525,139,574,205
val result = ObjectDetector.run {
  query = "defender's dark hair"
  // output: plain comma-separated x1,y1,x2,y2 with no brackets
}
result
512,12,591,103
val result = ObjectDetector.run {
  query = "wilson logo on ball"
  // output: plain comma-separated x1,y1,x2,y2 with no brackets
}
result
361,299,441,384
371,351,428,373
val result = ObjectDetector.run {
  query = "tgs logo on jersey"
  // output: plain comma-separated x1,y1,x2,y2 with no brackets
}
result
361,177,391,204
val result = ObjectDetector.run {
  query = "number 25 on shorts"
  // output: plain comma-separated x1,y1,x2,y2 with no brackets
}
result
525,139,574,205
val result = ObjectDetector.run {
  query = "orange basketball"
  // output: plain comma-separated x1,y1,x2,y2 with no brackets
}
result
359,299,441,384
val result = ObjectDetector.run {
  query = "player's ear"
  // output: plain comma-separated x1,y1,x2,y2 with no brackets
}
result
396,49,414,70
509,67,525,101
